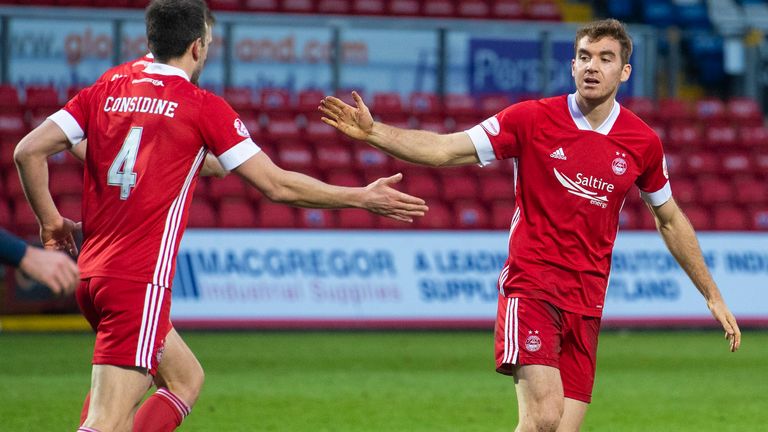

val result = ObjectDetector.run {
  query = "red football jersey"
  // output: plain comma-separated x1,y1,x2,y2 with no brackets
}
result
49,63,260,287
467,94,671,316
98,53,154,83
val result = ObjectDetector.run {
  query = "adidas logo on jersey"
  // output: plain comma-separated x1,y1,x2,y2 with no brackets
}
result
550,148,567,160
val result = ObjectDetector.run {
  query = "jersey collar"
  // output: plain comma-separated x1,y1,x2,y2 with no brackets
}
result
143,62,190,81
567,93,620,135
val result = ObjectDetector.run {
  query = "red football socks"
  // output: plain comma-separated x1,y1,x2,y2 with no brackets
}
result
132,388,191,432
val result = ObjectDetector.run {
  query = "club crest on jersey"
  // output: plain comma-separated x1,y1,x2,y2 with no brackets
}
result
234,118,250,138
612,151,627,175
481,116,500,136
525,333,541,352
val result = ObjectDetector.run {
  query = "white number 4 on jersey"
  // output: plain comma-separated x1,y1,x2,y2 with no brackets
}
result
108,126,142,200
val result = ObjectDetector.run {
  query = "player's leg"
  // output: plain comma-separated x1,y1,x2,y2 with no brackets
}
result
495,296,565,432
555,312,601,432
133,327,204,431
513,365,564,431
81,365,153,431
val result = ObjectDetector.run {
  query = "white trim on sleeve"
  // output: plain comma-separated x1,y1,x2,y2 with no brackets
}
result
48,110,84,146
217,138,261,171
465,125,496,167
640,181,672,206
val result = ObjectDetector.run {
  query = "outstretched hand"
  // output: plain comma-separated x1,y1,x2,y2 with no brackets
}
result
708,298,741,352
362,173,428,223
319,91,374,141
41,217,79,257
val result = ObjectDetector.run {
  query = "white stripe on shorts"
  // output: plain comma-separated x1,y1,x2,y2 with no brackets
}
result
503,298,520,365
135,283,164,369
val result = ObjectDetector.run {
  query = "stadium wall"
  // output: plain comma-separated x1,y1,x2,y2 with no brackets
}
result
165,230,768,329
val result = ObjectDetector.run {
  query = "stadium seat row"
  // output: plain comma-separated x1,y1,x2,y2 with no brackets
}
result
0,0,563,21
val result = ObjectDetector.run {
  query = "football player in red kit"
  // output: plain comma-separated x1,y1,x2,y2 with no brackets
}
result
14,1,427,431
320,18,740,432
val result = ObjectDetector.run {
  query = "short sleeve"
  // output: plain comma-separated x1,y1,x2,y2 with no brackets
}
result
198,93,261,171
636,134,672,206
464,100,536,166
48,85,97,146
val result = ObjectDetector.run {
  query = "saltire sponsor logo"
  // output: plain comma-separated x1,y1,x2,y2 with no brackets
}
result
553,168,610,209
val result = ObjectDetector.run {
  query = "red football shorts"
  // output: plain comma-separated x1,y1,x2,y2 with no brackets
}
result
76,277,172,376
495,295,601,403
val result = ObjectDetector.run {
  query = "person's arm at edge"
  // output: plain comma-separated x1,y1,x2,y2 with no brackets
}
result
648,198,741,351
14,119,79,254
320,91,480,167
0,228,79,294
234,151,427,222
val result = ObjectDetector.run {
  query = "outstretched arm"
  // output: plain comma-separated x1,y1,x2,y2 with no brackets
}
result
320,91,479,167
649,198,741,352
234,151,428,222
14,120,79,255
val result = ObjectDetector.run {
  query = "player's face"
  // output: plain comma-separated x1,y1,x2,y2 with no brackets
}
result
571,36,631,103
190,24,212,85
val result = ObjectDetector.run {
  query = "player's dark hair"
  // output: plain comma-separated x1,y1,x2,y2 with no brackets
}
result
574,19,633,65
146,0,212,63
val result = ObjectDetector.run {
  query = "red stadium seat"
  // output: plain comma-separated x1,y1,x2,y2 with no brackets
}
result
454,200,490,229
480,94,512,116
694,98,727,123
218,198,258,228
670,177,697,206
703,124,737,148
479,174,514,204
727,97,763,127
304,116,338,142
275,142,314,171
441,172,479,201
713,206,750,231
680,205,712,230
663,151,685,177
326,171,363,187
657,99,692,124
208,175,249,200
337,209,377,228
404,172,442,200
354,147,390,171
208,0,242,10
56,195,82,223
371,92,404,116
316,144,352,170
490,200,516,230
458,0,490,18
11,200,40,237
298,208,335,228
49,166,83,199
721,152,752,174
0,201,11,227
749,207,768,230
618,206,639,230
685,153,720,176
264,114,301,141
187,199,217,227
296,89,326,113
525,0,561,20
423,0,456,17
622,96,656,122
24,86,59,109
0,112,27,137
732,177,768,206
389,0,420,15
0,85,21,112
283,0,316,12
417,117,448,134
92,0,133,7
409,92,440,116
492,0,524,19
258,201,297,228
416,200,452,229
317,0,349,13
353,0,386,15
3,171,26,200
242,0,278,11
738,125,768,148
239,113,263,142
223,87,256,111
444,93,477,119
696,177,733,205
666,124,701,151
259,88,293,112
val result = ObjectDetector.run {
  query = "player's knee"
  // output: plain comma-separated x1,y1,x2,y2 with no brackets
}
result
520,398,563,432
166,361,205,406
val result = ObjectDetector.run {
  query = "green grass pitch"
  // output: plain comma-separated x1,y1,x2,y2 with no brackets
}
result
0,330,765,431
